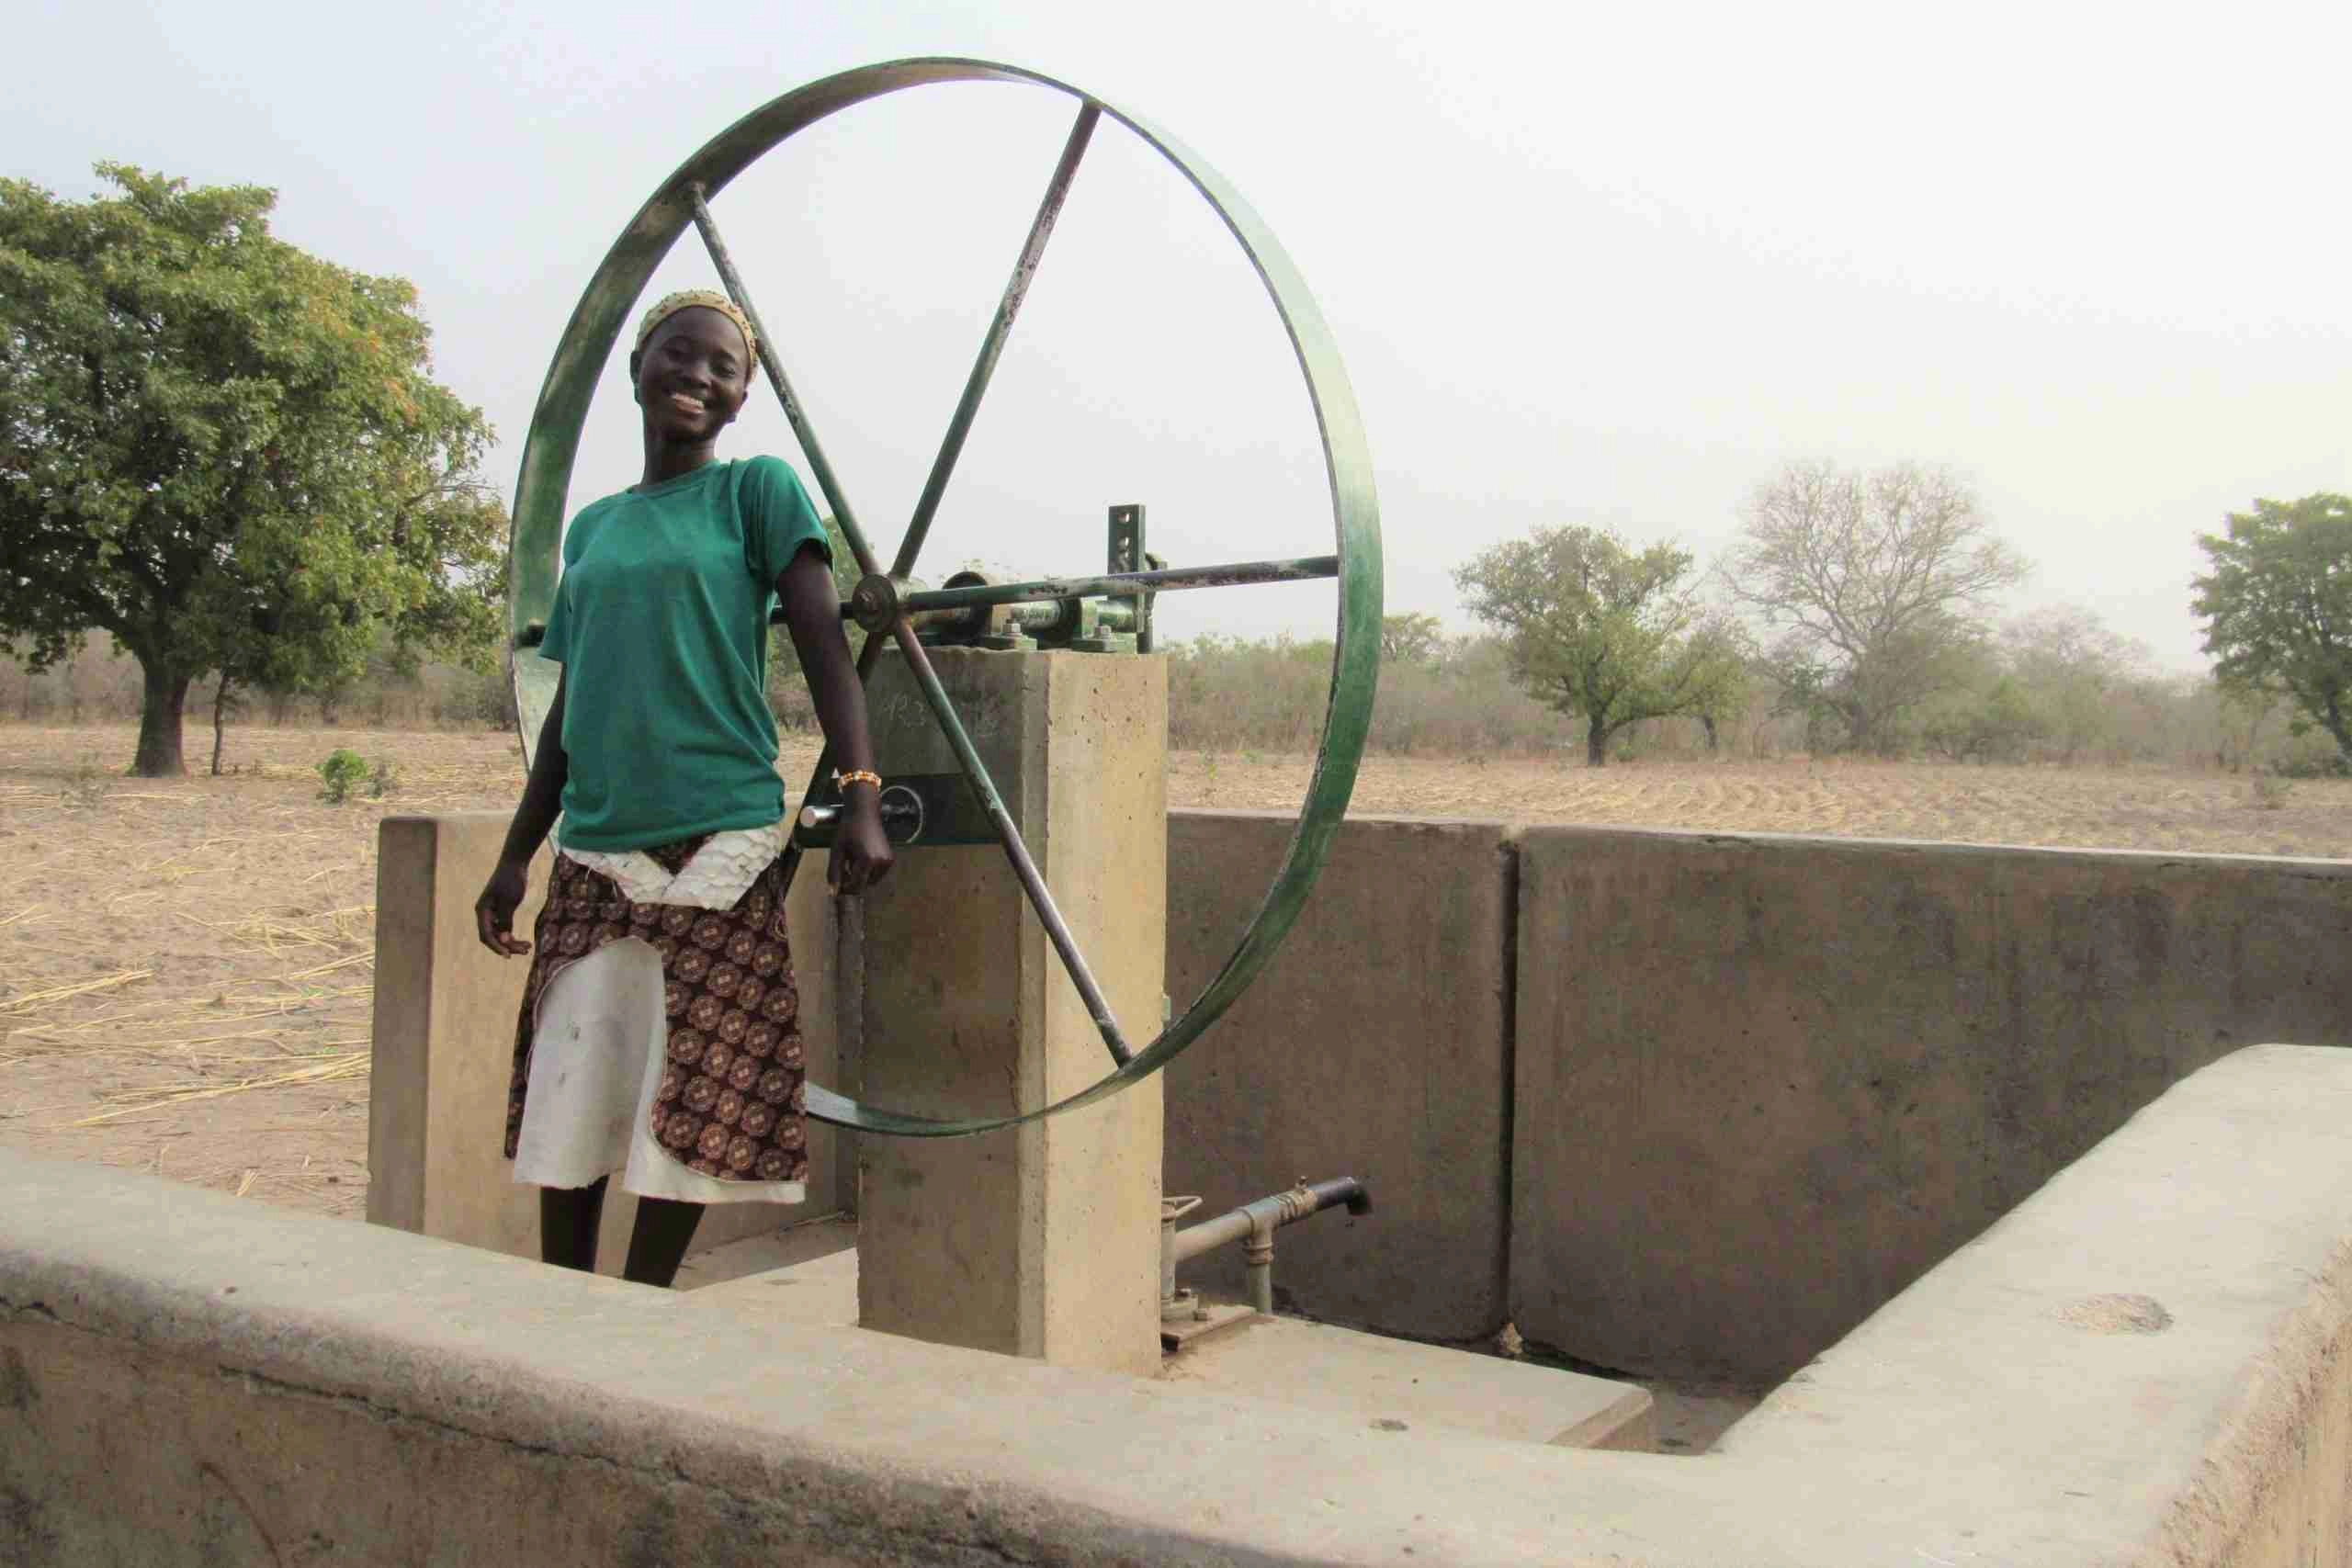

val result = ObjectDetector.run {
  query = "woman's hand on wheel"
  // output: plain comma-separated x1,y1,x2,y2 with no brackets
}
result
831,803,895,897
475,859,533,956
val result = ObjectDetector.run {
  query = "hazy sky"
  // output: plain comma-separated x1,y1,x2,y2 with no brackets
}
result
8,0,2346,669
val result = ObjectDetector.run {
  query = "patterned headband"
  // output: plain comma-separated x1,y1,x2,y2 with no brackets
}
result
633,289,760,371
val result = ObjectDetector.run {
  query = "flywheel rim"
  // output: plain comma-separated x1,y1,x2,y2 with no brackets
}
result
508,58,1381,1135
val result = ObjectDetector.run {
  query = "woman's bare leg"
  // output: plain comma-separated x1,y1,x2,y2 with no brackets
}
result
622,1197,705,1287
539,1176,608,1272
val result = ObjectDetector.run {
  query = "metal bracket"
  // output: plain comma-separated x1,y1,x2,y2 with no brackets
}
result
1071,504,1147,653
791,771,996,850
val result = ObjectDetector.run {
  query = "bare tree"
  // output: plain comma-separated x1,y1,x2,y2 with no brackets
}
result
1725,460,2028,754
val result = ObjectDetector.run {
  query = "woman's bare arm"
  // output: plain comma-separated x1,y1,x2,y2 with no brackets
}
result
476,668,569,955
777,544,892,895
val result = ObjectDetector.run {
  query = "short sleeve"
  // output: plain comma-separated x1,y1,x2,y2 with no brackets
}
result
537,558,575,665
740,456,831,587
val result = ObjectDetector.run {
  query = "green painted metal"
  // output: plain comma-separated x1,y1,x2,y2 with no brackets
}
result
897,102,1101,581
507,59,1382,1136
685,183,886,584
882,615,1140,1068
867,553,1339,621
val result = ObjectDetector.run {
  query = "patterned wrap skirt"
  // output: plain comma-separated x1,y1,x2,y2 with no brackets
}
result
503,837,809,1192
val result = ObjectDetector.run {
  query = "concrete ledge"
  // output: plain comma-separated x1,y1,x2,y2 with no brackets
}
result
12,1047,2352,1563
1723,1043,2352,1566
0,1147,1693,1567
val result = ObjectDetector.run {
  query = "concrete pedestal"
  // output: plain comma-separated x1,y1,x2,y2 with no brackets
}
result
854,648,1167,1377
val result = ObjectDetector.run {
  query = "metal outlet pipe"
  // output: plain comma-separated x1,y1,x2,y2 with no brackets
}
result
1168,1177,1371,1314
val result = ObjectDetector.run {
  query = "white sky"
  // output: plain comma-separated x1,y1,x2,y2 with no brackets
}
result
8,0,2346,670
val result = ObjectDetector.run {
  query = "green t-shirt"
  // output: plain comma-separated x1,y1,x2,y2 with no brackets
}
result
538,457,830,852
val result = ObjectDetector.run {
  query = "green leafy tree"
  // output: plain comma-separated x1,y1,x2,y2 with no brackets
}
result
1380,611,1444,664
1726,459,2028,754
0,165,504,775
1455,525,1745,766
2191,493,2352,764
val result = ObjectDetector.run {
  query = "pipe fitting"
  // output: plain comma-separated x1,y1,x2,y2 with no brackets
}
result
1166,1176,1371,1318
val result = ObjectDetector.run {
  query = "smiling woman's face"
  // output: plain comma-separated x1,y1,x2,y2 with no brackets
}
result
631,307,753,444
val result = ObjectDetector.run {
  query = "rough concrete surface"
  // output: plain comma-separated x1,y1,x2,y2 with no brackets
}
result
688,1239,1654,1452
854,649,1166,1376
1510,826,2352,1383
11,1047,2352,1564
367,811,850,1271
1722,1044,2352,1567
1158,1312,1655,1450
1164,811,1514,1341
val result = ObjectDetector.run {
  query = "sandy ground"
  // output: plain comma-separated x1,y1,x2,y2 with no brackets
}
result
5,722,2347,1438
7,721,2348,1224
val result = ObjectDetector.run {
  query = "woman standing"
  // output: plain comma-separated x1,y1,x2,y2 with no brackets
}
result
475,289,891,1286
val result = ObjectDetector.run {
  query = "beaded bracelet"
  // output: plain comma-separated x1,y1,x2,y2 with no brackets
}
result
836,769,883,792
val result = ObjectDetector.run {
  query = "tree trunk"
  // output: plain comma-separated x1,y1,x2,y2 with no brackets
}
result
211,676,236,776
132,656,190,777
1701,714,1720,754
1587,715,1609,767
2312,685,2352,769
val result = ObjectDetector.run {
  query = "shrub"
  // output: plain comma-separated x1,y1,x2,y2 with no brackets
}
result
316,750,369,804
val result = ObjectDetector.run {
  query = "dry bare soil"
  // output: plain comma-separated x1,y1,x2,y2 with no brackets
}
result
6,721,2349,1226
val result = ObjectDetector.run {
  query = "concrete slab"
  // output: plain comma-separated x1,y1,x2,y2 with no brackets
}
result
693,1243,1652,1451
683,1235,860,1326
673,1215,857,1295
1159,1312,1655,1450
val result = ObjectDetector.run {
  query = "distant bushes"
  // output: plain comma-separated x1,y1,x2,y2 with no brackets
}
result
1168,634,1560,757
6,631,2335,774
1164,630,2338,773
0,639,514,731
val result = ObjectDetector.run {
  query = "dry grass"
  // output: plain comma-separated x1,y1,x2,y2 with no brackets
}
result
1173,750,2352,858
4,721,2348,1227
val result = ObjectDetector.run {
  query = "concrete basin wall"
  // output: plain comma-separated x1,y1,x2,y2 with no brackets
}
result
13,1047,2352,1565
364,812,2352,1388
1164,812,1515,1340
1507,828,2352,1383
1159,814,2352,1384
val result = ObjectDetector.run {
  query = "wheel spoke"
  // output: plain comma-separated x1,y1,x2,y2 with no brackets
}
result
686,182,893,903
685,183,886,581
888,623,1137,1068
764,107,1102,910
894,102,1101,578
515,62,1379,1137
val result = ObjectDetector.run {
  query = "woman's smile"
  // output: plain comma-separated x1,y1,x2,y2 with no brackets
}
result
630,304,755,470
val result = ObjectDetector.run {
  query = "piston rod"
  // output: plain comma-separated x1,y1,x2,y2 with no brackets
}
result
832,554,1338,626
